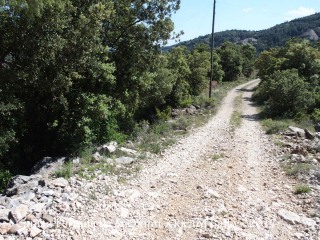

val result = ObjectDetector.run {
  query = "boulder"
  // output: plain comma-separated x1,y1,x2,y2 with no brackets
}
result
304,129,315,140
9,204,29,223
288,126,305,138
92,152,102,162
50,178,69,188
97,141,118,154
0,223,12,234
119,147,138,156
315,123,320,132
115,157,135,165
5,174,43,197
30,226,42,237
31,157,65,177
0,209,10,222
278,209,301,224
278,209,316,226
8,223,28,236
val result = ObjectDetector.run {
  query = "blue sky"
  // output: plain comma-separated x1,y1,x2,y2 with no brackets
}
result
168,0,320,45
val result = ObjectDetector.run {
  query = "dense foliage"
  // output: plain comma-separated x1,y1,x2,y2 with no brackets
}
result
164,13,320,52
0,0,256,189
254,40,320,120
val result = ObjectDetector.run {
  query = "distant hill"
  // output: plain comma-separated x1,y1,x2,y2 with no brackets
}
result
164,13,320,52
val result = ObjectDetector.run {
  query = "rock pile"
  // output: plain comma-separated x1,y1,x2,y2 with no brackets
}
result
278,125,320,184
0,141,140,239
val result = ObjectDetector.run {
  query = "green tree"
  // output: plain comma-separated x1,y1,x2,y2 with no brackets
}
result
187,44,211,95
281,40,320,81
102,0,180,117
240,44,256,78
0,1,117,172
255,69,315,117
216,42,243,81
167,46,191,106
255,48,284,80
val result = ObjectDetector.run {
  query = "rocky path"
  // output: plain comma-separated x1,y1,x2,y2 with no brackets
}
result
2,79,319,239
55,79,318,239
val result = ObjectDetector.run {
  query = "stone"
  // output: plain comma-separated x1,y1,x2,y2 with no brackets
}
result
315,124,320,132
299,216,316,226
0,209,10,222
186,105,197,115
10,204,29,223
92,152,102,162
30,226,42,237
0,223,12,234
63,217,83,230
26,214,36,222
51,178,69,188
288,126,305,138
38,179,46,187
278,209,316,226
31,203,46,213
21,192,36,201
204,189,220,199
201,233,214,239
8,223,28,236
278,209,300,224
72,157,80,164
97,141,118,154
119,147,138,156
304,129,315,140
6,175,41,196
115,157,135,165
42,214,54,223
216,201,228,215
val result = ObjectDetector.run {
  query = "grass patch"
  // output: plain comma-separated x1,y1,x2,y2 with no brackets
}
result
283,163,313,176
260,118,293,134
294,184,311,194
54,161,73,178
211,153,224,161
230,94,243,132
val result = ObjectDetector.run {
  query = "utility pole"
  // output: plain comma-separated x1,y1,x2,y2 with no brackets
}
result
209,0,216,98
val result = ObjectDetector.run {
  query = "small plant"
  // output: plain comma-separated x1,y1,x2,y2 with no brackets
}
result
283,163,313,176
0,168,12,192
261,118,292,134
211,154,224,161
230,94,243,132
172,116,189,131
54,161,73,178
294,184,311,194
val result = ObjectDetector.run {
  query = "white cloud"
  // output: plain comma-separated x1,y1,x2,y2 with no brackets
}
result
243,8,253,13
284,7,316,21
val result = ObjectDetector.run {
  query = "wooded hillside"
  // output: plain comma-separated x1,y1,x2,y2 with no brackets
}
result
164,13,320,52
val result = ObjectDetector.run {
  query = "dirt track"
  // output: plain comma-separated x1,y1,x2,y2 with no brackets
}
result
55,79,319,239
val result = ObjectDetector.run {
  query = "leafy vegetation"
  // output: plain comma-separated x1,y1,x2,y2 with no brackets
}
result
283,163,314,176
254,39,320,122
294,184,311,194
230,94,243,132
0,0,257,191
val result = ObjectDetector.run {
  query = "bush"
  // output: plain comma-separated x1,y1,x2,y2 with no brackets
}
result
255,69,315,117
294,184,311,194
0,167,12,192
261,119,291,134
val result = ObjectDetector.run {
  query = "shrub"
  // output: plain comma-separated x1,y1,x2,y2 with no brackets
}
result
0,167,12,192
294,184,311,194
256,69,315,117
261,119,291,134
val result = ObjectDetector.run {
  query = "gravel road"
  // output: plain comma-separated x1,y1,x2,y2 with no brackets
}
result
53,79,319,239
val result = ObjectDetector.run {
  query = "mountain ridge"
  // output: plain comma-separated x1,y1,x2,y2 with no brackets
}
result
164,12,320,52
